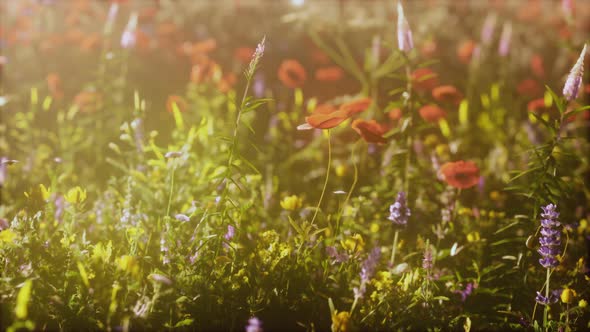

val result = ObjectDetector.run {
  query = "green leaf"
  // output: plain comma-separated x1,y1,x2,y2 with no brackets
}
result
174,318,194,327
16,280,33,319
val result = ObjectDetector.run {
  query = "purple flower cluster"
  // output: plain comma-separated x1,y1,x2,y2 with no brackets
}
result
326,246,349,263
361,247,381,282
538,204,561,269
388,192,411,226
397,2,414,53
245,317,263,332
354,247,381,300
422,245,433,270
535,291,558,305
454,282,476,302
563,44,586,101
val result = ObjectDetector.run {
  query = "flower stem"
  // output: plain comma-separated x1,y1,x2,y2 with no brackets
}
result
165,163,176,218
543,267,550,331
311,130,332,226
390,230,399,267
335,139,360,233
403,58,413,203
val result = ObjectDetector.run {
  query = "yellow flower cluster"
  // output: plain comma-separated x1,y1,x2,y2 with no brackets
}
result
280,195,303,211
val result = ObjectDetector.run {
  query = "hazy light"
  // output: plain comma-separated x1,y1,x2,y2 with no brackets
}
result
291,0,304,6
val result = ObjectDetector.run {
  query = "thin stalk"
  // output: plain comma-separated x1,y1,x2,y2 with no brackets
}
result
335,139,360,232
165,163,176,217
403,57,414,200
311,130,332,226
390,230,399,267
543,267,550,331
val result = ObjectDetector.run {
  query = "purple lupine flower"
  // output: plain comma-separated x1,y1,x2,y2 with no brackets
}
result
175,214,190,222
563,44,586,101
454,282,476,302
397,2,414,53
562,0,573,19
422,245,433,270
121,13,138,49
165,151,182,159
326,246,349,263
354,247,381,299
481,13,497,45
360,247,381,282
54,194,65,224
104,2,119,35
535,291,558,305
224,225,235,241
498,21,512,57
388,191,411,226
0,218,8,231
538,204,561,269
247,36,266,78
246,317,263,332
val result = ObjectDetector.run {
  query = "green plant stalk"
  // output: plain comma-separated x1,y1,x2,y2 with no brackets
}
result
311,130,331,226
335,139,360,232
543,267,550,331
165,163,176,218
390,230,399,267
403,58,414,200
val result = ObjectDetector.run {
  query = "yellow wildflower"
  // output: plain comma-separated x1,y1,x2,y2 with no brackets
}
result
561,288,576,304
280,195,302,211
331,311,350,332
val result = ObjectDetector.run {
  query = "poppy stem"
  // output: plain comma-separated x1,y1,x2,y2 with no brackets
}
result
335,139,360,233
311,130,332,226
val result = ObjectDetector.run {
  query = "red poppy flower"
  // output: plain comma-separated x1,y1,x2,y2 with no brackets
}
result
351,119,388,145
234,47,255,64
190,58,219,83
527,98,550,113
166,95,188,113
530,54,545,78
302,98,372,130
314,66,344,82
388,108,403,121
139,7,158,23
419,104,447,123
310,48,331,65
135,29,152,52
517,79,543,98
339,98,372,116
46,73,64,100
65,29,84,44
217,73,237,93
304,104,346,129
278,59,307,89
157,22,177,37
74,91,102,113
440,161,480,189
457,40,476,64
79,33,101,52
517,1,541,22
191,38,217,55
421,40,438,58
411,68,439,92
432,85,463,105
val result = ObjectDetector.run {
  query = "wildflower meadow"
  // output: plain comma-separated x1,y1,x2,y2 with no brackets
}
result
1,0,590,331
